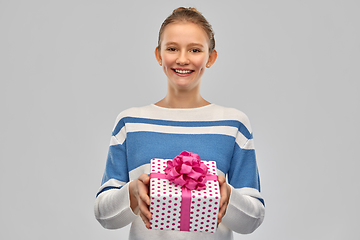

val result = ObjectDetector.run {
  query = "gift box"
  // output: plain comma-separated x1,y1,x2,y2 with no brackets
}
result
149,151,220,233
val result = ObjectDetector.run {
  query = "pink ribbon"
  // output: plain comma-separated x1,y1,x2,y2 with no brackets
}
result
164,151,209,191
150,151,218,231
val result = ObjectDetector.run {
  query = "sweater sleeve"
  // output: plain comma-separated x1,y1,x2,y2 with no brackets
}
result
94,115,138,229
221,117,265,234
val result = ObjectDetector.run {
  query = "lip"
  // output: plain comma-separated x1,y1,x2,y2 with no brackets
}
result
171,68,195,76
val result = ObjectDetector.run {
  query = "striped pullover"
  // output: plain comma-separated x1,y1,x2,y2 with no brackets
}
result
94,104,265,240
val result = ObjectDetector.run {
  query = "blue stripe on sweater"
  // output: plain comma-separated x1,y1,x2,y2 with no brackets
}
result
96,186,122,197
228,146,260,191
125,131,235,175
112,117,252,139
101,143,129,185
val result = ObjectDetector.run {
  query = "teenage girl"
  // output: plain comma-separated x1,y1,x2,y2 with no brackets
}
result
95,7,265,240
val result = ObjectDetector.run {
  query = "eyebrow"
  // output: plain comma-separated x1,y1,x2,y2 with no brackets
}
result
164,42,205,48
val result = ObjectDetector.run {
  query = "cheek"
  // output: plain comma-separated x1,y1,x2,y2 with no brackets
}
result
162,56,176,68
162,65,171,75
193,56,208,69
161,57,172,73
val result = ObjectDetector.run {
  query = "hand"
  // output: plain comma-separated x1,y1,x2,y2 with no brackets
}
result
217,175,231,226
129,173,152,229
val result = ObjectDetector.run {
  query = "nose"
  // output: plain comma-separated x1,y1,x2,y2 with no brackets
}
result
176,51,189,65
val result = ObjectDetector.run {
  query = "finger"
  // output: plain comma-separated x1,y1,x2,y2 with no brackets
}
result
139,173,150,185
218,177,229,224
138,175,151,204
146,220,151,229
217,201,228,223
138,198,152,220
218,209,227,225
218,175,226,204
217,174,226,185
219,181,228,207
217,207,226,227
140,212,151,229
137,179,151,205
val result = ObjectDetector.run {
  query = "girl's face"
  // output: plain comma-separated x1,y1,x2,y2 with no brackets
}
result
155,22,217,91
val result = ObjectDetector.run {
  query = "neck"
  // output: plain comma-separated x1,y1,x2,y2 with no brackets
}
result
155,85,210,109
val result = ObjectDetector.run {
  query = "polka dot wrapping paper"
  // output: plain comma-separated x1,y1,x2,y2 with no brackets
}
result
149,158,220,233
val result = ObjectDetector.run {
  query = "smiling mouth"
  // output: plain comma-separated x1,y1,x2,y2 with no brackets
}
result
172,69,194,74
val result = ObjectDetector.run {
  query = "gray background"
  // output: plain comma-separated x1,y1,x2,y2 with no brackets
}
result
1,0,359,239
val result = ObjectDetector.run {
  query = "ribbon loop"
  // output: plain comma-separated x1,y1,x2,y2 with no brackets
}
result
164,151,209,190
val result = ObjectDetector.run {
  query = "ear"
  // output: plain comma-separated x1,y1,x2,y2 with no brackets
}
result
155,46,162,65
206,49,218,68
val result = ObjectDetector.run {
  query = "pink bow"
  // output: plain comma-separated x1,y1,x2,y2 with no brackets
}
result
164,151,209,190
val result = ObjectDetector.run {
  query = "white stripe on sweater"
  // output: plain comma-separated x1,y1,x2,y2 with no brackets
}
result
111,123,254,150
126,123,238,136
97,179,126,193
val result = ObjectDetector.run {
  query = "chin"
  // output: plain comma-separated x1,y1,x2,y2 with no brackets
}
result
174,82,200,91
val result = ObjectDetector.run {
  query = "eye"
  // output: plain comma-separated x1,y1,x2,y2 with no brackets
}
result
166,47,177,52
190,49,201,53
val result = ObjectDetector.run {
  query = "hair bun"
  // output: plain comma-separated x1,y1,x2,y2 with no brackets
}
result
172,7,200,14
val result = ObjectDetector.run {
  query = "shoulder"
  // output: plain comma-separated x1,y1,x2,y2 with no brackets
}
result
114,105,154,122
212,104,253,132
212,105,250,121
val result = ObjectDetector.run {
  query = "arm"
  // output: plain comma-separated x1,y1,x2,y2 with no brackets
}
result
95,173,152,230
94,183,138,229
94,116,138,229
220,120,265,234
221,185,265,234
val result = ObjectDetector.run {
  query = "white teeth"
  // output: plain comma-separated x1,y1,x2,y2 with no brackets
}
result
174,69,192,74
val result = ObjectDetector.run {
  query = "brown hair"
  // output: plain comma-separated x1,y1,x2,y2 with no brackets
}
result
158,7,215,52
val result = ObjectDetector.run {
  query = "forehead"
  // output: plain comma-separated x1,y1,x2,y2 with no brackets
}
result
161,22,209,47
